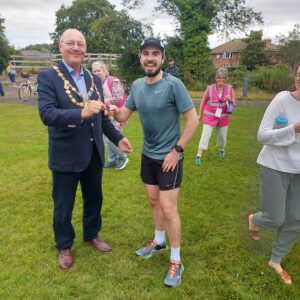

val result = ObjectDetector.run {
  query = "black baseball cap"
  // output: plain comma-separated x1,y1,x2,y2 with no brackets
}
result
140,37,165,52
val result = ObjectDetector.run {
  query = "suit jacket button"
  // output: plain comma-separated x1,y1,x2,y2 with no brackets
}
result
90,138,94,142
91,123,94,126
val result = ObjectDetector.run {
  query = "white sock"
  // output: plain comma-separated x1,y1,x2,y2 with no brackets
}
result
170,247,181,262
154,229,165,245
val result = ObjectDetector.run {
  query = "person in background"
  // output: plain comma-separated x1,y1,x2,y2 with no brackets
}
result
195,67,235,165
106,37,199,288
0,80,4,96
92,61,129,170
6,61,17,85
247,63,300,285
37,29,132,271
165,58,179,77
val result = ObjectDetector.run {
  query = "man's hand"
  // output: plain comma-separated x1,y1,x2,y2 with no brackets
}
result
162,149,180,172
118,138,133,153
105,104,119,117
81,100,106,119
294,122,300,133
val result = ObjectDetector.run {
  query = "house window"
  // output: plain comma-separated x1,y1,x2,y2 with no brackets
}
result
223,52,233,59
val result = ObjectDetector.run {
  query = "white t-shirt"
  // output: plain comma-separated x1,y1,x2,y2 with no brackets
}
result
257,91,300,173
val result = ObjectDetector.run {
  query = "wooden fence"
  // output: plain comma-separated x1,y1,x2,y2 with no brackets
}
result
9,53,119,70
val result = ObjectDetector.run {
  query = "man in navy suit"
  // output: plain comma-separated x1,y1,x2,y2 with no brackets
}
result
38,29,132,270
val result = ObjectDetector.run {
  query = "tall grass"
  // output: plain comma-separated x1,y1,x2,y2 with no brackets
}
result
1,103,300,299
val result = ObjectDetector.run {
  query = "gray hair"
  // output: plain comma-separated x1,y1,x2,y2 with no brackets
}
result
91,61,109,75
216,67,228,78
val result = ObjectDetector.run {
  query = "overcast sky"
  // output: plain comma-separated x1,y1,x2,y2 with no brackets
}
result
0,0,298,50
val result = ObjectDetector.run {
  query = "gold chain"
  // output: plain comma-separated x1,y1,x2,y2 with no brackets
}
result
53,65,102,108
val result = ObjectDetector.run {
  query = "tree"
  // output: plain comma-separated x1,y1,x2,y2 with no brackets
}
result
50,0,150,81
240,30,270,70
276,24,300,70
122,0,262,81
22,44,52,52
0,15,10,72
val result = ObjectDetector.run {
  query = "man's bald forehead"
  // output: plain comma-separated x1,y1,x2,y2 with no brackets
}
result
60,29,86,43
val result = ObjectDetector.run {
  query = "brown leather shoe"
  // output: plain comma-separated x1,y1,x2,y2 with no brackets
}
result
58,249,73,270
87,238,112,253
246,212,260,241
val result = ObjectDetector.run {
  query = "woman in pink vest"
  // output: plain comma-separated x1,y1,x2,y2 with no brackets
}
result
92,61,129,170
195,68,235,165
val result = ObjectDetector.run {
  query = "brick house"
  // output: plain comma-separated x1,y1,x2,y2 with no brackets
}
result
210,38,278,68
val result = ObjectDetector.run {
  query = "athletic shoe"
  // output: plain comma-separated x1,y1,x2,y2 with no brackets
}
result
219,150,225,158
195,155,202,165
116,157,129,170
104,161,116,168
164,260,184,288
135,240,168,259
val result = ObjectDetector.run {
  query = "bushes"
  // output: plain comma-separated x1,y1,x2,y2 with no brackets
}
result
246,64,294,92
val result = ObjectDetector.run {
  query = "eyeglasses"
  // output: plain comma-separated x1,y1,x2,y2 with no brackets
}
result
216,77,226,79
295,73,300,78
62,41,86,49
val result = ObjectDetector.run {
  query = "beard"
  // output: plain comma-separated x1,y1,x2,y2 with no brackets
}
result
145,66,162,78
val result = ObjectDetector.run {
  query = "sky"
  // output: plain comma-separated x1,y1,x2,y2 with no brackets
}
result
0,0,298,50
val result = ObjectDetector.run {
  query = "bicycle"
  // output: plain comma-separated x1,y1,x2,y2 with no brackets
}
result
18,74,38,102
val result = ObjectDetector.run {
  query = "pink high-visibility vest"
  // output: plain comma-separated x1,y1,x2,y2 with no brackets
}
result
202,84,233,127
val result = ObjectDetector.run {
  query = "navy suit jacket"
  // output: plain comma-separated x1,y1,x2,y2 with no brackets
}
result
38,61,123,172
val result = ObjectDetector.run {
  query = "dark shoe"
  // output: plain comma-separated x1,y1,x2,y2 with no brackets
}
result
58,249,73,270
104,161,116,168
87,238,112,253
246,212,260,241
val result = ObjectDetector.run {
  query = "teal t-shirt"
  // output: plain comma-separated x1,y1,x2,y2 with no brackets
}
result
125,73,194,160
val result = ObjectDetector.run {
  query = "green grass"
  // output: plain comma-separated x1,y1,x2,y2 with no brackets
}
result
1,103,300,299
189,88,274,101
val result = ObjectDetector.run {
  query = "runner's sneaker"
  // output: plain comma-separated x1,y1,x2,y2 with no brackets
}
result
219,150,225,158
135,240,168,259
195,155,201,165
164,260,184,288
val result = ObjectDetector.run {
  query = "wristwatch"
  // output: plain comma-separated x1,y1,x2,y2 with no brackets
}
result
174,145,184,153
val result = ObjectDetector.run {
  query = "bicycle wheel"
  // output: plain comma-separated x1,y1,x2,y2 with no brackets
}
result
18,83,32,102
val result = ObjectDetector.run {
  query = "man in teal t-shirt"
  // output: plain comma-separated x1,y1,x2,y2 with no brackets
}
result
107,37,199,288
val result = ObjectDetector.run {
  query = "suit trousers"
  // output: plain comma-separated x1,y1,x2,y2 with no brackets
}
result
52,144,103,250
252,166,300,263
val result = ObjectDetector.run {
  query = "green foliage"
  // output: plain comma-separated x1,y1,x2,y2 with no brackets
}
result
22,44,52,52
0,15,10,71
51,0,150,82
122,0,262,82
240,30,270,70
276,23,300,70
247,64,294,92
3,103,300,299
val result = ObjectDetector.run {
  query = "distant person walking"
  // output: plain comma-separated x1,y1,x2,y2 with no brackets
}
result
6,61,17,85
195,67,235,165
165,58,179,77
247,63,300,285
0,80,4,96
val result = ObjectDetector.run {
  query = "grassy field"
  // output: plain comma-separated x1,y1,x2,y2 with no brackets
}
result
189,88,274,102
1,103,300,299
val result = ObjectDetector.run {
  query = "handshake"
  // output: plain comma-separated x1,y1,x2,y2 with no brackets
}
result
81,101,120,119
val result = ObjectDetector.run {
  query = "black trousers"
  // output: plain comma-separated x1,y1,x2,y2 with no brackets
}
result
52,145,103,250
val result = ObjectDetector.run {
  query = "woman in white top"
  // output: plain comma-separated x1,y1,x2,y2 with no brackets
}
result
247,63,300,285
